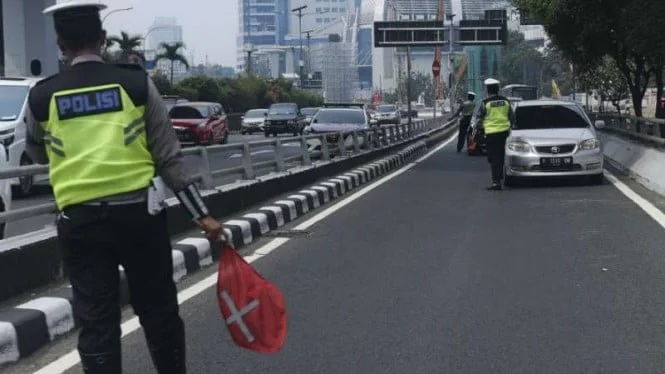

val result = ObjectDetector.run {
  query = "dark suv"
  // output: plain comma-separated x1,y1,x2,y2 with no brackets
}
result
264,102,306,137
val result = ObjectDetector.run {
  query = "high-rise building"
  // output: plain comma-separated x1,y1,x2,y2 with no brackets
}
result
289,0,354,34
236,0,289,73
146,17,187,82
147,17,183,51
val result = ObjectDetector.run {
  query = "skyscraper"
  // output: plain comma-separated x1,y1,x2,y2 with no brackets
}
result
147,17,183,51
236,0,289,72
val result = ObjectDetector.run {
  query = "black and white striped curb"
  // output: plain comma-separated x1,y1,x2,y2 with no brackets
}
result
0,141,427,365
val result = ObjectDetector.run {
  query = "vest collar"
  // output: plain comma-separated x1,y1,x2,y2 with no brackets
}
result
71,54,104,65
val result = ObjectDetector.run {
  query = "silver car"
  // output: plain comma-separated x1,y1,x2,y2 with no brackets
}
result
304,107,371,154
504,100,606,185
240,108,268,135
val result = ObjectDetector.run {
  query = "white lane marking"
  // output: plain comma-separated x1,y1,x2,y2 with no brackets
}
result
228,149,274,159
32,134,456,374
228,144,300,159
604,170,665,229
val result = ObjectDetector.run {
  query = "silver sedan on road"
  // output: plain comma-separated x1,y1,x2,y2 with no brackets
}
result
504,100,606,185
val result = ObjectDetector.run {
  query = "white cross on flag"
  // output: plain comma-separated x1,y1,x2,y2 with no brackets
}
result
216,244,287,353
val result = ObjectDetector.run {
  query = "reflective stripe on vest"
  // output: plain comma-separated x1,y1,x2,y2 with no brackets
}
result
462,100,475,116
44,83,155,210
483,99,511,134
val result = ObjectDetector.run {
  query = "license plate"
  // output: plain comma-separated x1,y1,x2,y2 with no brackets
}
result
540,157,573,167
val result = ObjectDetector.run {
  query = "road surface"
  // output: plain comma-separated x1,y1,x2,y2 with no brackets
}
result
12,133,665,374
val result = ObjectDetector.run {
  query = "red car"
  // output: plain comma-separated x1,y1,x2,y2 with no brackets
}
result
170,102,230,146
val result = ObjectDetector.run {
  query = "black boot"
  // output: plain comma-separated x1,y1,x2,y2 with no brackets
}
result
147,334,187,374
80,352,122,374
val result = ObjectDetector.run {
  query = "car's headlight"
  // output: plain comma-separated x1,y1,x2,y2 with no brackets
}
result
197,122,207,130
579,138,600,150
507,139,531,152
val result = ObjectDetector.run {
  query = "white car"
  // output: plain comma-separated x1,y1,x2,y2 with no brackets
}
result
505,100,605,186
0,76,48,197
240,108,268,135
0,142,12,239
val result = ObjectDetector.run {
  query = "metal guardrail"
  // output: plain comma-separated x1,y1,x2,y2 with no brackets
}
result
0,119,442,226
588,111,665,146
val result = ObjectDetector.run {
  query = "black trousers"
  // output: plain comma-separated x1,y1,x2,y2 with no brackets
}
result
57,202,185,373
485,130,510,183
457,116,472,151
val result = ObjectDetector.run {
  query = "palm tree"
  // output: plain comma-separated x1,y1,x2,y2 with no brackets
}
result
107,31,143,62
102,39,117,62
155,42,189,84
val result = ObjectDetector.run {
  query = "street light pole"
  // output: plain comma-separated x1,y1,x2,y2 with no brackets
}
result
302,30,313,77
101,7,133,25
291,5,307,88
446,14,456,109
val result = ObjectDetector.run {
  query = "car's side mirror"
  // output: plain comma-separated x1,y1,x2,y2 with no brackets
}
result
240,116,245,120
594,120,606,129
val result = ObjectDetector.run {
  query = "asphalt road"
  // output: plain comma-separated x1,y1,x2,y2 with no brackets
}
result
15,134,665,373
6,134,302,237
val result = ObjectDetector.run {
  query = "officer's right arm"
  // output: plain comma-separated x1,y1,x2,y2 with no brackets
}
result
143,78,211,220
24,103,49,165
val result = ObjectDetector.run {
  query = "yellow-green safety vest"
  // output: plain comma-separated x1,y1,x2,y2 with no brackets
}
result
43,83,155,210
461,100,475,116
483,99,511,134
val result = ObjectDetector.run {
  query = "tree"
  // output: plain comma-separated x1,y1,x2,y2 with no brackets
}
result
151,73,172,95
512,0,656,116
107,31,143,63
155,42,190,85
577,56,630,112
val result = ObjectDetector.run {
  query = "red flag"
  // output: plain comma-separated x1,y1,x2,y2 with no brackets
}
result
217,244,287,353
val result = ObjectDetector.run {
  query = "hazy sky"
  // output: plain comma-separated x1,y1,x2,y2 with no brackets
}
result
99,0,238,67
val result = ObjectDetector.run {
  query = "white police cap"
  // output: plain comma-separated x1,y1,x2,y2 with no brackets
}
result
467,91,476,96
43,1,107,16
484,78,500,86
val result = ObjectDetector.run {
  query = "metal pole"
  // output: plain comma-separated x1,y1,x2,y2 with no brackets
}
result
448,15,454,105
407,46,412,125
247,50,252,75
291,5,307,89
102,7,133,25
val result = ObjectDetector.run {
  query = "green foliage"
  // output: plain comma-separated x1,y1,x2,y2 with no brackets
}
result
577,56,630,110
512,0,664,117
106,32,143,63
153,74,324,113
155,42,190,85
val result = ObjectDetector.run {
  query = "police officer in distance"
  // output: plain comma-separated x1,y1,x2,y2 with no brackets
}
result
26,2,223,372
453,91,477,153
474,78,515,190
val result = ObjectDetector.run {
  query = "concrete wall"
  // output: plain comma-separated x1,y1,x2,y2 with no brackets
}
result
600,131,665,197
2,0,58,77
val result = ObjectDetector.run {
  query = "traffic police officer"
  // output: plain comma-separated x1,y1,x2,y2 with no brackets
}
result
26,2,224,372
453,91,477,153
474,78,515,190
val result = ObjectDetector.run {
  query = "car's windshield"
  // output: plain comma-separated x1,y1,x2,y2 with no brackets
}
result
0,85,29,121
269,104,296,115
378,105,396,113
245,109,266,118
301,108,319,116
170,106,209,119
314,109,365,124
514,105,589,130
